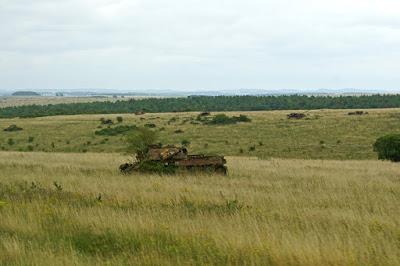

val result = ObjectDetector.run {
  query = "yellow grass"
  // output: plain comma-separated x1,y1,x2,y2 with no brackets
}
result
0,151,399,265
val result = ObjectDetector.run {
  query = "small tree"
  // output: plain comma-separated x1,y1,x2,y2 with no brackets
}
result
126,127,158,161
116,116,123,123
373,134,400,162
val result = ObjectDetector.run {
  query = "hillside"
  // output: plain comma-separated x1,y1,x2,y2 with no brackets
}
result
11,91,40,96
0,108,399,160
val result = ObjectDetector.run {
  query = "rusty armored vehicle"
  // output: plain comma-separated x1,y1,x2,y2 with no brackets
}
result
120,145,227,175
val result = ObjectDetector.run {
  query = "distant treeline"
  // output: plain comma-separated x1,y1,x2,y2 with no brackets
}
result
1,95,400,118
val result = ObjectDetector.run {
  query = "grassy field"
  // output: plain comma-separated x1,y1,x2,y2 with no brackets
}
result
0,151,399,265
0,108,399,159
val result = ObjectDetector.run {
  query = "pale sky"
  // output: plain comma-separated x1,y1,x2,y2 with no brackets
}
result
1,0,400,92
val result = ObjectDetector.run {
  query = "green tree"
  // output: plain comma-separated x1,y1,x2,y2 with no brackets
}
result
373,134,400,162
126,127,158,160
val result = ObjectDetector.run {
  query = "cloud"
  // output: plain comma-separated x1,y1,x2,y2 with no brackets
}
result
0,0,400,90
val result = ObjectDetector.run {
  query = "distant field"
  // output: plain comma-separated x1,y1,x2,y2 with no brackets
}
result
0,152,399,265
0,108,399,159
0,96,130,107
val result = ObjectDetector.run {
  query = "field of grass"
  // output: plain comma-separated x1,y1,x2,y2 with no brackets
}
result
0,151,399,265
0,108,399,159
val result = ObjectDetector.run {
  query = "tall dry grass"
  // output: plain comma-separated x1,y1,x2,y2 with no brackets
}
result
0,152,399,265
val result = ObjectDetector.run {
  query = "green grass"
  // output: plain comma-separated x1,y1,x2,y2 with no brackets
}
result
0,109,399,159
0,152,399,265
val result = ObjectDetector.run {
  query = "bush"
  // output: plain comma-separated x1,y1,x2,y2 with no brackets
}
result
95,125,137,136
4,125,23,132
116,116,123,123
7,138,14,146
28,136,34,142
204,114,251,125
126,127,158,160
181,139,191,147
373,134,400,162
100,118,113,125
144,123,156,128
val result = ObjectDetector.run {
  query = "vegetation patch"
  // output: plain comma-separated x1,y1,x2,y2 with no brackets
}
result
99,118,113,125
373,134,400,162
4,124,23,132
95,125,137,136
198,114,251,125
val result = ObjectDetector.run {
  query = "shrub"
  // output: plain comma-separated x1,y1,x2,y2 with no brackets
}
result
4,125,23,132
95,125,137,136
249,145,256,152
126,127,158,160
174,129,184,134
373,134,400,162
28,136,34,142
7,138,14,146
116,116,123,123
205,114,251,125
181,140,191,147
144,123,156,128
100,118,113,125
27,145,34,151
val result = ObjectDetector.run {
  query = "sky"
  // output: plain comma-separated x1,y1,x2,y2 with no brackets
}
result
0,0,400,92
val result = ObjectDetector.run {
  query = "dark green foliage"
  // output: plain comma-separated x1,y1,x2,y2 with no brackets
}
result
28,136,34,142
249,145,256,152
373,134,400,162
239,148,244,154
205,114,251,125
116,116,123,123
174,129,184,134
144,123,156,128
51,142,55,148
4,124,23,132
27,145,34,151
95,125,137,136
7,138,14,146
3,95,400,118
100,118,113,125
181,139,191,147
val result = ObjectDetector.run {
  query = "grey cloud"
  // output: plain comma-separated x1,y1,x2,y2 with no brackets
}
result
0,0,400,91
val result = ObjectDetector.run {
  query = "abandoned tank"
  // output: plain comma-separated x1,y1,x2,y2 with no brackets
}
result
120,145,227,175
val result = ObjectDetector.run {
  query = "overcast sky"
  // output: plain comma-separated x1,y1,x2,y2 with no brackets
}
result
1,0,400,92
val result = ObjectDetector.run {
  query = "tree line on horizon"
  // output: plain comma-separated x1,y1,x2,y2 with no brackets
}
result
0,94,400,118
